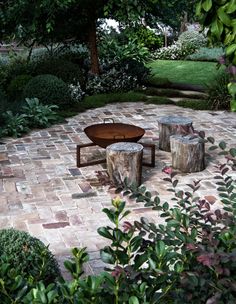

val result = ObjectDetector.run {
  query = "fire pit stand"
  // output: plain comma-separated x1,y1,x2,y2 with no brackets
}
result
76,142,155,168
76,119,156,168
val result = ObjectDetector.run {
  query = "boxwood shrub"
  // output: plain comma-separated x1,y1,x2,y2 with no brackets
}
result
0,228,61,284
34,59,85,87
23,74,72,107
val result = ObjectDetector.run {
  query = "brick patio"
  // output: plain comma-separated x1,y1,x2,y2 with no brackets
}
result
0,103,235,277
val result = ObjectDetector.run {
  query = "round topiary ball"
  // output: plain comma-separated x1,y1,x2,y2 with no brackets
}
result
7,74,32,102
34,59,85,87
0,228,61,284
23,74,72,107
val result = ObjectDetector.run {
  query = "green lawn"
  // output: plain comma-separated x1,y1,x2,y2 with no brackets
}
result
148,60,224,86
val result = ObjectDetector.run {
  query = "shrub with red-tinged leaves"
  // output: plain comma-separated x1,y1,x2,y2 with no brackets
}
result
108,139,236,303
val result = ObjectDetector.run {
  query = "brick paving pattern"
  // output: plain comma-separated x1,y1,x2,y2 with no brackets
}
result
0,103,235,277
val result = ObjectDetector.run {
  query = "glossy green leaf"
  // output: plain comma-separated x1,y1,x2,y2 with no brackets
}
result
229,148,236,157
226,44,236,56
129,296,139,304
217,7,231,26
202,0,212,12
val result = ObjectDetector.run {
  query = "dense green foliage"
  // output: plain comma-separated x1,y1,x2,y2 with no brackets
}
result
207,70,231,110
23,74,72,107
197,0,236,111
1,98,59,137
0,228,61,284
7,74,32,101
178,30,207,50
22,98,59,128
122,26,163,51
0,88,8,122
154,30,208,60
99,35,150,64
34,59,85,86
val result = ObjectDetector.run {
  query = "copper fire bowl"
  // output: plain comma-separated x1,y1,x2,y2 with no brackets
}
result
84,123,145,148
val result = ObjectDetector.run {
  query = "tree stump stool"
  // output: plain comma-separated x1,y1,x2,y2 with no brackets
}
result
106,142,143,186
170,135,205,173
158,116,193,151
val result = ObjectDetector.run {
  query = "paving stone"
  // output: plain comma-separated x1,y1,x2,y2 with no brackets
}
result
43,222,70,229
71,192,97,199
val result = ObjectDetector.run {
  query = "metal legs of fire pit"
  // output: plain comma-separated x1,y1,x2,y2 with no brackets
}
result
76,142,155,168
76,143,106,168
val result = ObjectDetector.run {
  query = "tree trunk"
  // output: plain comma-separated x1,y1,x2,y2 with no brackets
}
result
87,19,100,75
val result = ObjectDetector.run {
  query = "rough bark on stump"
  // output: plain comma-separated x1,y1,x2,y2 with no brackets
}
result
106,142,143,186
170,135,205,173
158,116,193,152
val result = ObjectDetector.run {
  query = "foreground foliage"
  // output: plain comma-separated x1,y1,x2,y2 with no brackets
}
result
0,138,235,303
197,0,236,111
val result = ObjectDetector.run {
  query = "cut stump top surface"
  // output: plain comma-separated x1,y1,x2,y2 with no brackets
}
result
106,142,143,152
170,134,202,144
158,116,193,125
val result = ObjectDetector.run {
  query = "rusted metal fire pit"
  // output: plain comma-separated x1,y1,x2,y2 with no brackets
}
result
77,119,155,167
84,120,145,148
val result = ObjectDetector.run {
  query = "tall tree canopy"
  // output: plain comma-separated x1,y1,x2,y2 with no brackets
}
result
0,0,195,73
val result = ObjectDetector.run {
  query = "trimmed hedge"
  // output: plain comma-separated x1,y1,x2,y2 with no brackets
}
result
0,228,61,284
23,74,72,107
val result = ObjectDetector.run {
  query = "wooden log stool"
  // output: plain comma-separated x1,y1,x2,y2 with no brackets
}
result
170,135,205,173
158,116,193,151
106,142,143,186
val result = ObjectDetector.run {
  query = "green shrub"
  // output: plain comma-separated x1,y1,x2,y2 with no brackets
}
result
186,47,224,62
0,63,9,88
34,59,85,86
154,31,207,60
99,37,151,64
118,58,151,84
153,42,196,60
124,26,164,50
1,111,29,137
0,228,61,284
7,74,32,101
178,30,207,50
0,88,8,126
86,67,138,95
23,74,72,107
6,57,35,83
207,71,231,110
23,98,59,128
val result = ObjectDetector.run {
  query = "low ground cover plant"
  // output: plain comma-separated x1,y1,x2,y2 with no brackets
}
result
0,139,235,303
0,98,59,137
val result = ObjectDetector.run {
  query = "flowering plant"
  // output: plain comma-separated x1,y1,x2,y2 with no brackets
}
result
68,81,85,102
